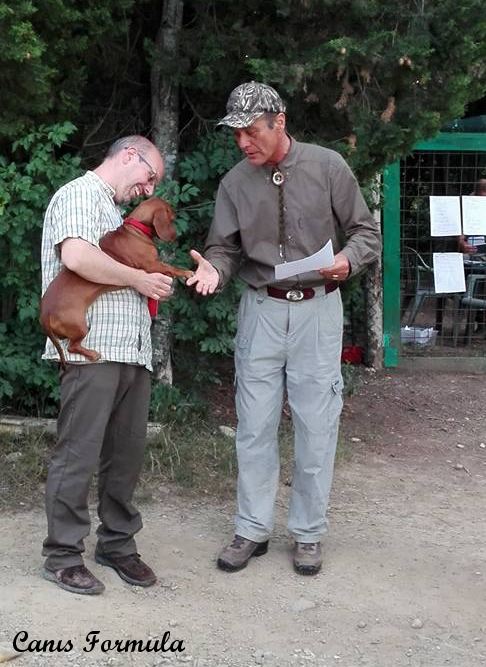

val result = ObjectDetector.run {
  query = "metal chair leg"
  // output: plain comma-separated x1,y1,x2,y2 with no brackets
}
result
452,300,464,347
465,309,474,346
407,294,426,326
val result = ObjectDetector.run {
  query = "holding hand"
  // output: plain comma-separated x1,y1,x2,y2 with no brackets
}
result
458,236,477,254
133,271,173,301
186,250,220,296
319,251,350,282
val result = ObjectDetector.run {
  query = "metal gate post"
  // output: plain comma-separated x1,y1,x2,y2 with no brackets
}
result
382,161,401,366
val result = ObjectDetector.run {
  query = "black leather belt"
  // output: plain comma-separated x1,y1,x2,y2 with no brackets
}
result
266,282,338,302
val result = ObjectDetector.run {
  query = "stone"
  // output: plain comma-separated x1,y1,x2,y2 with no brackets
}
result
219,425,236,439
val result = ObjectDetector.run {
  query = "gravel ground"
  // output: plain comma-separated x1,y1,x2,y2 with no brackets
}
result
1,370,486,667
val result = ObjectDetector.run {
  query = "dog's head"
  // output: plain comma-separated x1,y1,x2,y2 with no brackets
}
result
128,196,177,242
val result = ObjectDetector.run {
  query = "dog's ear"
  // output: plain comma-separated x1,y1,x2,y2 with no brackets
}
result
153,200,177,242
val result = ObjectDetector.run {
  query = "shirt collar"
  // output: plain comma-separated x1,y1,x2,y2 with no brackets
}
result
278,135,298,168
263,135,298,175
86,170,116,200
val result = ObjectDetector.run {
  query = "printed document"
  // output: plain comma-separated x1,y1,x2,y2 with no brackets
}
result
274,239,334,281
433,253,465,293
462,196,486,236
429,196,461,237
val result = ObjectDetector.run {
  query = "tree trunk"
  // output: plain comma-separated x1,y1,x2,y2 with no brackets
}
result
150,0,183,384
151,0,183,180
365,202,383,369
365,258,383,369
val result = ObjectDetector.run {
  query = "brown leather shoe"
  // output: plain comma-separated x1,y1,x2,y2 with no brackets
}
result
293,542,322,575
217,535,269,572
95,552,156,587
42,564,105,595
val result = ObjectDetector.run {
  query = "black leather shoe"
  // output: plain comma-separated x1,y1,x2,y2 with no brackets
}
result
95,552,156,587
42,564,105,595
217,535,269,572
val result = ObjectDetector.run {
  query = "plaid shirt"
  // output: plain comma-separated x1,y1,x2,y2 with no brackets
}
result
41,171,153,370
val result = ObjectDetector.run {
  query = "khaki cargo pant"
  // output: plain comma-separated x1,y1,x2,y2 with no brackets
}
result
233,285,344,543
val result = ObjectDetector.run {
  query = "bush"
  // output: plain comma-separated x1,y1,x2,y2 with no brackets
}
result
0,123,82,415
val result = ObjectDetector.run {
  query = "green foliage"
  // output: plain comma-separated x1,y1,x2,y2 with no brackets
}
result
341,274,367,345
155,131,243,358
0,0,140,155
179,0,486,180
3,0,484,174
0,123,82,415
1,0,486,420
149,380,205,424
0,428,55,509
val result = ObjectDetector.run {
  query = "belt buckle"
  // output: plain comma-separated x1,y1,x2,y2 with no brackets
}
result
286,289,304,302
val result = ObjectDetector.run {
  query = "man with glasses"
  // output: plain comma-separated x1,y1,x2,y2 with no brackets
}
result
41,135,172,595
188,82,381,576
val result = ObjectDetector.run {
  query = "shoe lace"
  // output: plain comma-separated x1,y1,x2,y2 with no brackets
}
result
230,535,246,549
300,543,317,553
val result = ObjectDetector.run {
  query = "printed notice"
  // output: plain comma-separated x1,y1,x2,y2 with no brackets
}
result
462,196,486,235
433,253,465,293
274,239,334,281
429,196,461,237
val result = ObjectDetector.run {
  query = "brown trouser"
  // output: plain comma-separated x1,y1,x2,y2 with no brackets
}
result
42,362,151,571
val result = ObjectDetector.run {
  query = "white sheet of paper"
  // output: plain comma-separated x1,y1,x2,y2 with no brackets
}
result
433,253,465,293
462,196,486,235
429,196,461,237
274,239,334,281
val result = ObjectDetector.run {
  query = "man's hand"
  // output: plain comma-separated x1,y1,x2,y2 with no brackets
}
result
458,236,477,254
61,238,174,299
186,250,220,296
132,271,173,301
319,251,350,282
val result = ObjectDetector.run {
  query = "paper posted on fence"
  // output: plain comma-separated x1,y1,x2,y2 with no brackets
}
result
462,196,486,236
433,253,466,293
274,239,334,281
429,196,461,237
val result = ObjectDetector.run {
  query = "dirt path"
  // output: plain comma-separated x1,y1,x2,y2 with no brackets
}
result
1,370,486,667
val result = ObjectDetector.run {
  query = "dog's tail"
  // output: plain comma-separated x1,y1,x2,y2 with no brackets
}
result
46,332,68,371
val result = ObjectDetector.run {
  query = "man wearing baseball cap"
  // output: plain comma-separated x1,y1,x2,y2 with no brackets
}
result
187,82,381,575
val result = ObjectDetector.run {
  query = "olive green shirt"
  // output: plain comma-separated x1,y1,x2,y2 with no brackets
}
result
205,139,381,289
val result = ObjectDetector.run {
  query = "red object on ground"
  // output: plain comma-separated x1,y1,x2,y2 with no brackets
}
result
341,345,364,364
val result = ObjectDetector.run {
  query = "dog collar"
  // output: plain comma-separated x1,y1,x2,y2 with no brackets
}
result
124,217,152,237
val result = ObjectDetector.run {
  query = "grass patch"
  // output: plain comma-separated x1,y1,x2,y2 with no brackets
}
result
0,404,353,511
142,417,238,496
0,428,55,509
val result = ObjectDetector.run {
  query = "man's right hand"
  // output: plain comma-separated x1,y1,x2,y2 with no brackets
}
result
186,250,219,296
61,238,174,300
132,271,173,301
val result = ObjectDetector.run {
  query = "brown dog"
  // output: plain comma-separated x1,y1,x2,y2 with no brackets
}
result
39,196,193,369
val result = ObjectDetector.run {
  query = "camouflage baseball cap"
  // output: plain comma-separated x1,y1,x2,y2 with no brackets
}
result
217,81,286,128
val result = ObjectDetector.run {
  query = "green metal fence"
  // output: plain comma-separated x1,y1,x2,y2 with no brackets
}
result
383,133,486,367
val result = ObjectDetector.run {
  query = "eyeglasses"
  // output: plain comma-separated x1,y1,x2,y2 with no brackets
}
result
136,152,157,184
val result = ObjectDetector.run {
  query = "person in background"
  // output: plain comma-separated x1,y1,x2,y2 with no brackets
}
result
457,178,486,256
457,178,486,333
187,82,381,576
41,136,173,595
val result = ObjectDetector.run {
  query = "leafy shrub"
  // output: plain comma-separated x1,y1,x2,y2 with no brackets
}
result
0,123,82,415
156,130,243,363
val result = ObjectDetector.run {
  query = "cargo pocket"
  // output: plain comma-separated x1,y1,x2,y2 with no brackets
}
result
329,375,345,423
331,376,344,395
234,334,250,377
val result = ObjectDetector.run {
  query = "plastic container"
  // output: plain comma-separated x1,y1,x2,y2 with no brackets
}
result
400,326,437,346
